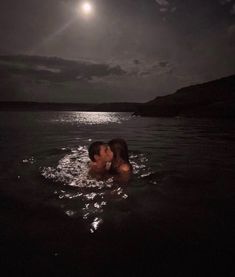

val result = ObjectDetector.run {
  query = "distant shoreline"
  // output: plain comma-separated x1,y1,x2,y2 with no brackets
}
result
0,55,234,118
0,101,142,112
1,97,235,118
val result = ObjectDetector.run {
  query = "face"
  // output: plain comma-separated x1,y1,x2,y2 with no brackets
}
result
97,145,113,162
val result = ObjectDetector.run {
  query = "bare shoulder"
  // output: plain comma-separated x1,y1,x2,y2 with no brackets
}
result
119,163,132,173
115,163,132,184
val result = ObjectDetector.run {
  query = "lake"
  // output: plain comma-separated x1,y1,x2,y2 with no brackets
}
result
0,111,234,276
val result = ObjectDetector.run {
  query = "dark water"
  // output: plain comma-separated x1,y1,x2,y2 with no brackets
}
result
0,111,234,276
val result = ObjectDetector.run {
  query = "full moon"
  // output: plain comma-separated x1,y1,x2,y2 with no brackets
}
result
81,2,93,15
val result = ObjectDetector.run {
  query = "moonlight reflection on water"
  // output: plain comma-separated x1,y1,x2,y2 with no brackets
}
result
51,112,129,125
41,145,152,233
1,111,234,276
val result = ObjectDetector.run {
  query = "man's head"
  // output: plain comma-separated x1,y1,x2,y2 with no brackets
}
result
88,141,113,163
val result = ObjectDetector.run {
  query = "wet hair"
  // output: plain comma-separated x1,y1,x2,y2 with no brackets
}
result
88,141,106,162
108,138,130,163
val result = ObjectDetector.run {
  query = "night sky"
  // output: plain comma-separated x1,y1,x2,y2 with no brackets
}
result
0,0,235,102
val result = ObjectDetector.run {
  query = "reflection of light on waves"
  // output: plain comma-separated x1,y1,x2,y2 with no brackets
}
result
52,112,127,125
130,154,154,178
41,146,129,233
77,112,121,125
41,147,154,233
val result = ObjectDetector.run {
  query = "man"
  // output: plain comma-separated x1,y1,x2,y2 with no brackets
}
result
88,141,113,178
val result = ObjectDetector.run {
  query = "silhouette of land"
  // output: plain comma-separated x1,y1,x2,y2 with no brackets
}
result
0,55,234,117
135,75,235,118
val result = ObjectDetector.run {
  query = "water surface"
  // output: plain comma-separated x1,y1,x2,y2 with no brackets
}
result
0,111,234,275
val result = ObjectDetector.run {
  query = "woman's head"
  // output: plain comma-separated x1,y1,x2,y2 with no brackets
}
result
108,138,130,163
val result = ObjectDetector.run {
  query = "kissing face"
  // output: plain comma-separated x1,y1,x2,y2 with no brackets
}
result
98,145,113,162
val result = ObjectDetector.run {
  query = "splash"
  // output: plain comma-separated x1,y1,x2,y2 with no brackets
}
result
41,146,154,232
41,146,129,232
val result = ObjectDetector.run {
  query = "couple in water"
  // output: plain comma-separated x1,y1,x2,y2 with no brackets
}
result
88,138,132,183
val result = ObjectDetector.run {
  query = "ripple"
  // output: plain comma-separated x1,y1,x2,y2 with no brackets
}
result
41,146,153,232
22,156,35,164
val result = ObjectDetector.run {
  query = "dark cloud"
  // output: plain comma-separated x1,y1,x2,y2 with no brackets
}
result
140,71,151,76
219,0,233,5
0,55,126,81
155,0,169,7
159,62,168,67
133,59,140,65
0,0,234,102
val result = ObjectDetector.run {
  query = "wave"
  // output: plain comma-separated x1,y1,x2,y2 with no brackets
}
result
40,146,154,232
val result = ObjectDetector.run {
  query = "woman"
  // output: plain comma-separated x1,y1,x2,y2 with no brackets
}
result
108,138,132,178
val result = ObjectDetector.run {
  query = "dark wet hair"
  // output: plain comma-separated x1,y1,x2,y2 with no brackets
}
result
108,138,130,163
88,141,106,162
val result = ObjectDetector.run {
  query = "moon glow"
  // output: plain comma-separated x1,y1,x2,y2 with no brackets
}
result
81,2,93,15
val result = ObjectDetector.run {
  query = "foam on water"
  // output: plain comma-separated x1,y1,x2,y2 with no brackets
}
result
41,145,153,233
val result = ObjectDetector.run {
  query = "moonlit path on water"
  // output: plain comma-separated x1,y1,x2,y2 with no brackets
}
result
40,112,153,232
0,111,235,276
